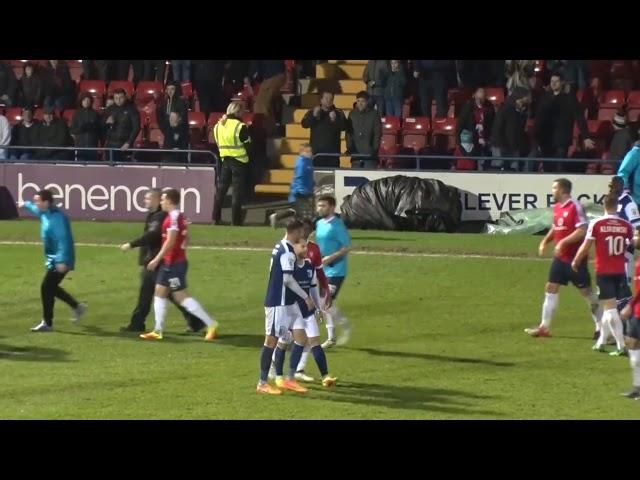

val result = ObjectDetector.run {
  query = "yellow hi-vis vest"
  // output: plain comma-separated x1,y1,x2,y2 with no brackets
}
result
214,117,250,163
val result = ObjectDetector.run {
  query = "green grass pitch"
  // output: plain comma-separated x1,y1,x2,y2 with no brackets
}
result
0,220,636,419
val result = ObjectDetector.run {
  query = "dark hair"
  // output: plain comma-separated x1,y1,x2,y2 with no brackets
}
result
301,217,316,233
554,178,572,194
113,88,126,96
609,176,624,195
320,91,334,99
148,188,163,198
36,189,53,204
163,188,181,205
286,218,305,234
356,90,369,100
603,193,618,211
317,194,336,207
22,105,34,114
550,71,564,81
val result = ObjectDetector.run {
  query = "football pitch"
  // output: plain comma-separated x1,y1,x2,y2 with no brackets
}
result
0,220,637,419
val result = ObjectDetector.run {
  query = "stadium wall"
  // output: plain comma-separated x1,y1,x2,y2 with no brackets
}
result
334,171,611,221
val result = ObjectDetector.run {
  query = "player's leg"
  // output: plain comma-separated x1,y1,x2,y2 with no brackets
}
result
169,293,206,333
124,267,155,332
524,280,560,337
623,318,640,398
302,314,337,387
273,305,307,393
257,310,282,395
52,271,80,312
323,277,350,348
33,269,58,331
599,276,628,356
575,262,602,339
140,283,171,340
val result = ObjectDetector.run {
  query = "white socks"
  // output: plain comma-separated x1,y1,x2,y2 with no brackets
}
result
153,296,168,332
596,315,612,348
629,349,640,388
587,293,602,329
181,297,216,328
603,309,625,350
325,306,336,340
297,345,310,371
540,292,558,330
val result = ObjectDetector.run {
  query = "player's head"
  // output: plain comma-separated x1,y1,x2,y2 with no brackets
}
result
113,88,127,106
552,178,572,202
161,188,180,211
603,193,618,214
294,238,309,260
34,189,54,211
299,142,312,159
609,176,624,196
316,195,336,219
301,217,315,240
145,188,162,210
285,218,305,243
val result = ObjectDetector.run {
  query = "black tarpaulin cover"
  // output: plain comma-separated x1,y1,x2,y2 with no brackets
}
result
340,175,462,232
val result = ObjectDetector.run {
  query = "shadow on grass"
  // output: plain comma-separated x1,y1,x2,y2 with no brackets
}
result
353,347,515,367
59,325,202,344
216,334,265,348
0,343,71,362
317,381,501,416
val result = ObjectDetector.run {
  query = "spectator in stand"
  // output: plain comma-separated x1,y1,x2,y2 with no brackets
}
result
618,142,640,205
491,87,532,171
160,111,189,163
105,93,115,109
347,91,381,169
506,60,535,94
457,87,495,165
301,91,347,168
102,88,141,162
363,60,389,115
412,60,450,118
546,60,588,92
0,60,18,107
157,82,188,132
0,111,10,160
453,129,481,171
249,60,287,136
10,106,40,159
609,113,633,162
384,60,406,118
533,72,594,171
70,93,101,161
35,107,72,161
82,60,111,82
42,60,76,111
193,60,224,116
133,61,166,84
172,60,191,83
20,62,43,108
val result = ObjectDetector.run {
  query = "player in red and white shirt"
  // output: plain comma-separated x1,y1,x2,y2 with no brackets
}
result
140,188,219,341
525,178,602,338
572,194,633,355
620,252,640,399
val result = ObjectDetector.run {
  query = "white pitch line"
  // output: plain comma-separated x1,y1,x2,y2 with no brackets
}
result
0,240,544,261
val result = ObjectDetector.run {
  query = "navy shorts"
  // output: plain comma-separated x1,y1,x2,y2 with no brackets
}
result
627,316,640,340
328,276,345,300
596,274,629,300
157,261,188,292
548,258,591,289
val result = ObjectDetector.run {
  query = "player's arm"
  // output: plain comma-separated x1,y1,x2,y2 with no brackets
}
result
571,237,593,272
147,229,177,271
123,220,162,251
322,224,353,266
309,271,323,311
19,201,42,217
538,227,555,256
281,253,315,309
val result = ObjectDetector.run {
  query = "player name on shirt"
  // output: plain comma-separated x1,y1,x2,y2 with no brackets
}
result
587,215,634,275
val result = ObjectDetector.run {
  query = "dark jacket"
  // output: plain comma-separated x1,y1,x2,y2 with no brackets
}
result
0,61,18,101
347,106,382,156
610,127,634,162
301,107,347,155
363,61,389,96
20,74,43,107
11,121,41,157
491,94,529,154
41,61,76,100
129,207,167,266
157,95,188,132
535,90,589,149
102,101,141,147
249,60,286,81
35,118,72,160
161,123,189,150
71,106,101,148
457,99,496,145
412,60,451,78
384,67,407,100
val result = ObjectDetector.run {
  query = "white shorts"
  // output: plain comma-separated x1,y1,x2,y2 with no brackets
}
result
292,314,320,338
265,304,301,338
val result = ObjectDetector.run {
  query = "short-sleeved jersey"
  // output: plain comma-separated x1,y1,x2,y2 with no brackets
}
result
307,241,329,292
161,209,188,265
617,192,640,228
553,198,588,263
264,240,299,307
586,214,634,274
316,216,352,277
293,259,317,318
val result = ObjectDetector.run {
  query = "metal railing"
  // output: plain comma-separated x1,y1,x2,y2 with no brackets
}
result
311,152,613,173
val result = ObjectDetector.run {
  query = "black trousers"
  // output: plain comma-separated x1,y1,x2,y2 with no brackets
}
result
41,270,79,326
213,158,249,226
129,266,205,331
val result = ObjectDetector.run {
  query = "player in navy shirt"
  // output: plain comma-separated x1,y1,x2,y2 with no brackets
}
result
257,219,316,395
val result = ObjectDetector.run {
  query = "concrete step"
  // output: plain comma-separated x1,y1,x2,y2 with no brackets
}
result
308,78,367,95
279,137,347,154
328,60,368,65
301,93,355,110
279,153,351,169
255,184,290,195
285,123,346,139
265,169,294,184
316,63,365,80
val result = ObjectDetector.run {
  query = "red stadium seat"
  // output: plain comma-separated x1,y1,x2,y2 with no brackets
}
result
5,107,22,124
401,116,430,134
135,81,163,105
381,133,398,150
628,108,640,122
187,111,206,130
62,109,75,126
431,117,457,154
207,112,224,127
485,87,505,107
149,128,164,145
627,91,640,108
600,90,626,107
79,80,106,98
402,134,427,152
381,116,401,134
138,104,158,128
596,108,619,122
108,81,135,98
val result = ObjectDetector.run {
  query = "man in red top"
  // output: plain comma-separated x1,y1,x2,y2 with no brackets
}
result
525,178,601,338
572,194,632,355
140,188,219,341
620,251,640,399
